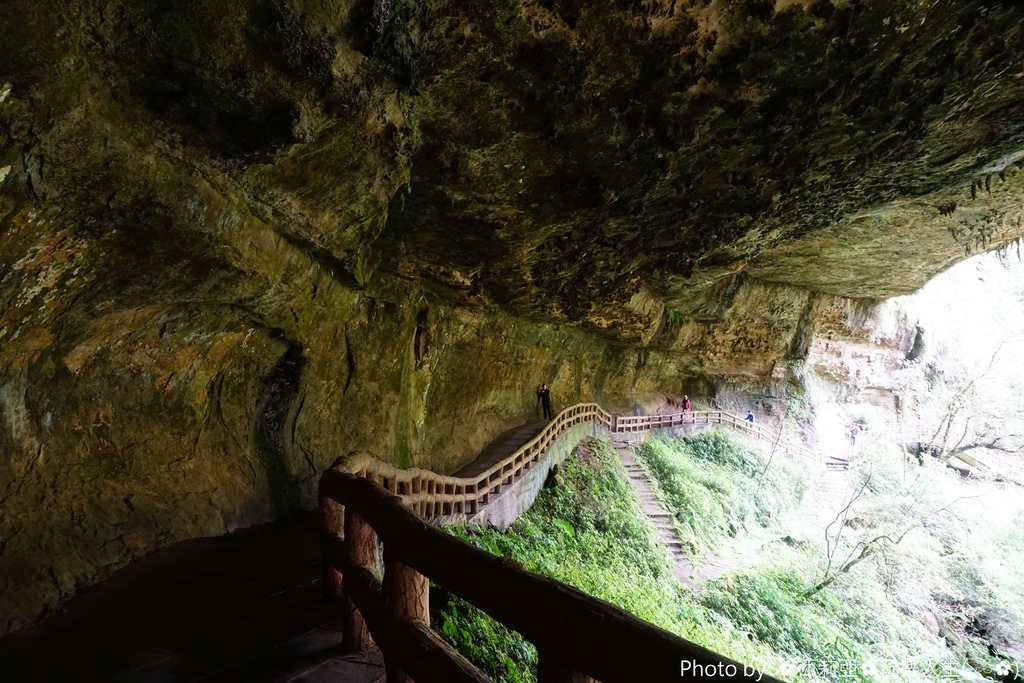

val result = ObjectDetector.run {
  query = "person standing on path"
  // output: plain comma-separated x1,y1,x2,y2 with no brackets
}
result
537,384,553,420
683,395,691,412
746,411,755,424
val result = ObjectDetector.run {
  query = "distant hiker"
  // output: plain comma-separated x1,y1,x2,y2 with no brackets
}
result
745,411,755,424
849,423,859,446
537,383,553,420
683,395,692,412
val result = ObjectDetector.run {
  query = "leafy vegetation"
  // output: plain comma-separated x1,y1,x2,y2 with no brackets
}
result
437,432,1024,682
632,432,806,559
434,438,787,681
640,434,1024,682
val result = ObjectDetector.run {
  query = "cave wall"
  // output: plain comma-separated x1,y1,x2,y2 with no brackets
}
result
0,188,820,635
5,0,1024,639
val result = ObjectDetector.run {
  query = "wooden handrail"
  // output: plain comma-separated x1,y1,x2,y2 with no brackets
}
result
328,405,816,526
331,403,615,521
609,410,817,462
319,470,787,683
318,402,812,681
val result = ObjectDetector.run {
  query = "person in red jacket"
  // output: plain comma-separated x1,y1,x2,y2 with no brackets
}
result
683,395,692,411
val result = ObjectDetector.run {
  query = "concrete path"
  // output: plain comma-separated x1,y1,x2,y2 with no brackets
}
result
0,514,384,683
617,443,696,585
454,420,548,477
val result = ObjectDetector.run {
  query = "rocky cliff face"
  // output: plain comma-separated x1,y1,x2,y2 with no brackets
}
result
799,249,1024,466
3,0,1024,635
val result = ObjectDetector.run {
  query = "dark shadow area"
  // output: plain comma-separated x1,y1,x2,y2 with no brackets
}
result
0,515,384,682
257,342,306,517
132,60,297,160
454,420,548,478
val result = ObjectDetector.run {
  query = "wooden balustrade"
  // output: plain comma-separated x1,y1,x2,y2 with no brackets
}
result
328,404,614,524
317,402,822,681
609,410,816,462
327,405,814,530
319,471,786,683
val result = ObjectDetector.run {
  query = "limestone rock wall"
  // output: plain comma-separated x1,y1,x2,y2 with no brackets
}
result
0,188,819,635
5,0,1024,639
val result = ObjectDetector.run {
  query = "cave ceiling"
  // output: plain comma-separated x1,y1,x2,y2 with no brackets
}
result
3,0,1024,343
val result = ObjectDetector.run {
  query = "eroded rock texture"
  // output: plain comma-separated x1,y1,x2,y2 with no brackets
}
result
3,0,1024,634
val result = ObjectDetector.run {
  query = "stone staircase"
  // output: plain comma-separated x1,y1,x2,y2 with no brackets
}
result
824,454,851,472
617,444,695,584
810,454,857,530
617,441,850,589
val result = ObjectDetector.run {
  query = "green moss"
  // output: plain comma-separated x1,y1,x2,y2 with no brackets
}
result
254,422,291,516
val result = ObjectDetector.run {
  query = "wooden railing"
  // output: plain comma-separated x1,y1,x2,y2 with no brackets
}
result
318,403,808,682
319,470,786,683
327,405,815,530
327,404,613,523
614,410,819,462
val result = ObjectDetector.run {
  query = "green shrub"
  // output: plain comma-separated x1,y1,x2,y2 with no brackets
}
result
434,438,787,681
632,432,805,557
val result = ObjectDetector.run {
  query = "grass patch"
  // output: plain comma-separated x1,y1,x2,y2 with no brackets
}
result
632,431,806,559
434,438,787,681
637,431,1024,682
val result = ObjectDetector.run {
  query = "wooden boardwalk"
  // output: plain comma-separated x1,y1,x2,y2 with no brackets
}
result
0,424,556,683
454,420,548,478
0,405,813,682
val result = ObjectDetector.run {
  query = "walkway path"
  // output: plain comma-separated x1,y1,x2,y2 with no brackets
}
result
616,442,695,584
454,420,548,477
0,422,556,683
812,454,855,528
0,514,384,683
615,441,746,587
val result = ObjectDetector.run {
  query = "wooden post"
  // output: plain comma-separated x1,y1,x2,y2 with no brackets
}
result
384,547,430,683
538,654,594,683
319,494,344,603
342,510,377,652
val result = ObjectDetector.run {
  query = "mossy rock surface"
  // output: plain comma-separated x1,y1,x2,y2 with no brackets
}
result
3,0,1024,639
